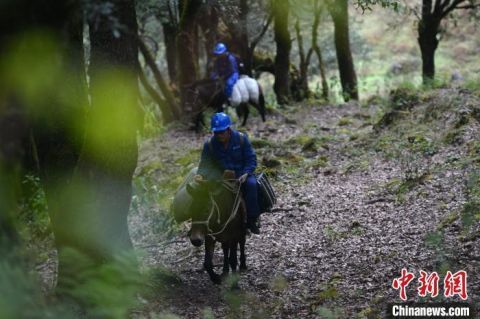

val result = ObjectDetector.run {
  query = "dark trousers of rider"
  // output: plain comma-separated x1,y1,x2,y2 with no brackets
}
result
242,175,260,221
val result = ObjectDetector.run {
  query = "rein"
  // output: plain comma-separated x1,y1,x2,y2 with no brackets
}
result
191,174,247,239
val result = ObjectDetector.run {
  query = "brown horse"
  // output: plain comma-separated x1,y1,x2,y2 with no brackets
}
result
181,79,225,132
181,78,266,132
186,172,247,284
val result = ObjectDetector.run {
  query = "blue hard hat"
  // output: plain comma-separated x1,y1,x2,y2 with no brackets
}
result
210,112,231,132
213,42,227,55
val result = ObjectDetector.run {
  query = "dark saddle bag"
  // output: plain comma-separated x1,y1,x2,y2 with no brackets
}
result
257,173,276,213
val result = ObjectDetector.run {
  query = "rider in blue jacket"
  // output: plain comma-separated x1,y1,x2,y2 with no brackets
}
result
196,112,260,234
210,43,239,99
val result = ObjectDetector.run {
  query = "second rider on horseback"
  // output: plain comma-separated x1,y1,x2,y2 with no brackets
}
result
210,42,240,103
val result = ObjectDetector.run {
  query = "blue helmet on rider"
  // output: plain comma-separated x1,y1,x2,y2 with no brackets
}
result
213,42,227,55
210,112,231,132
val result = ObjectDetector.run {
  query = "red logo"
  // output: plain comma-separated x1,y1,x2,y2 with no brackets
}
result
418,270,439,297
444,270,468,300
392,268,415,301
392,269,468,301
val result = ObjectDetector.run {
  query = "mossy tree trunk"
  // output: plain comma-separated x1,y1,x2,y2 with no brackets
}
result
328,0,358,101
273,0,291,105
177,0,202,113
163,22,178,84
0,0,141,302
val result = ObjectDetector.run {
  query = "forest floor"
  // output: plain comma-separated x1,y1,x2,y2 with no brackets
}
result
130,87,480,319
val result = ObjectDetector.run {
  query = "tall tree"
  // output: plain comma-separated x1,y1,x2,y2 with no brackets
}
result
0,0,88,294
138,38,181,121
177,0,202,112
162,1,180,84
328,0,359,101
416,0,480,84
219,0,272,76
273,0,292,104
0,0,141,301
77,0,140,264
293,0,329,101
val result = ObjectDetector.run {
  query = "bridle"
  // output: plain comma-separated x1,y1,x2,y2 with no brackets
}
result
191,174,247,239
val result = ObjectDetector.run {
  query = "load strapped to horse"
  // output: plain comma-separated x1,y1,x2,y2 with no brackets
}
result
172,167,276,224
171,167,276,283
182,75,266,131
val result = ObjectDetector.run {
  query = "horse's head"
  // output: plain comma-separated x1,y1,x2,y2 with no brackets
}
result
181,79,225,113
187,174,241,247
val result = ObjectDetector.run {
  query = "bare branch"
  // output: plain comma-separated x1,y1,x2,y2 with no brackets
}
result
442,0,467,18
455,3,480,9
433,0,443,14
422,0,433,16
405,1,422,19
138,68,171,124
250,12,273,52
439,0,452,12
138,36,181,119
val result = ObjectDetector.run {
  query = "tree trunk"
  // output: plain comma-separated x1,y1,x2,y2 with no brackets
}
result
294,19,310,101
328,0,358,101
311,0,328,100
198,5,219,75
162,22,178,84
82,0,139,258
139,67,171,124
314,46,329,100
273,0,291,105
418,17,440,84
177,0,202,110
238,0,251,75
0,0,141,307
138,38,181,120
0,0,90,292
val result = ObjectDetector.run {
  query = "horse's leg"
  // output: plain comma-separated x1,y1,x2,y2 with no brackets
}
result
239,103,249,126
258,84,266,122
228,240,238,273
204,236,221,284
194,112,204,133
222,242,230,277
235,103,242,121
239,235,247,271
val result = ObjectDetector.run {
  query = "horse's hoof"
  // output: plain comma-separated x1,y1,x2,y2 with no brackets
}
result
240,264,248,272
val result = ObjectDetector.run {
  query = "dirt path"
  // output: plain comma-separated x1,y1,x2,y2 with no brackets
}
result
133,99,480,318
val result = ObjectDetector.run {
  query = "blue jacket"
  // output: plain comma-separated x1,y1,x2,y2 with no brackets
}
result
210,53,239,81
198,130,257,180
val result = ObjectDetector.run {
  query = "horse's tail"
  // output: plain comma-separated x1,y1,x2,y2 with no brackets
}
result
257,83,266,122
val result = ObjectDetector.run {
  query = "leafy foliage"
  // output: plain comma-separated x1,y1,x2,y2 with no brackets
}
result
18,175,51,243
354,0,400,12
